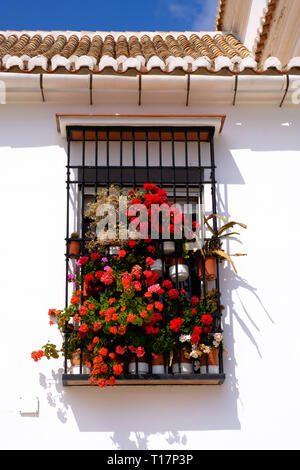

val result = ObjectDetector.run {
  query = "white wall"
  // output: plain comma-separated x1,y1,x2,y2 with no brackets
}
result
0,98,300,450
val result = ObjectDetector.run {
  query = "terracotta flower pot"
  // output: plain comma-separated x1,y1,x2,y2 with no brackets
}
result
83,281,94,298
169,257,189,282
70,349,91,374
196,256,217,281
68,240,81,257
172,349,193,374
200,348,219,374
128,356,149,375
152,353,167,374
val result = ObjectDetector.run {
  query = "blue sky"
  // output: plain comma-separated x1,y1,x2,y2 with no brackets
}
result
1,0,219,31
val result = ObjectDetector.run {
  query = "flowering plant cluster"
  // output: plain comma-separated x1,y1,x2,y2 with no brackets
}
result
32,183,223,388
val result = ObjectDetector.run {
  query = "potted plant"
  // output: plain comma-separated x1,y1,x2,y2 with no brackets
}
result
32,182,228,387
195,214,247,280
169,256,189,283
199,333,223,374
165,292,219,374
68,232,81,257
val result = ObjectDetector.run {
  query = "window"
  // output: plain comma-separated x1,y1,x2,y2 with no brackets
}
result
63,126,225,385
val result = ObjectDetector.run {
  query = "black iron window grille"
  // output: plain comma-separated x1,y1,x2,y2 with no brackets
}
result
63,125,225,386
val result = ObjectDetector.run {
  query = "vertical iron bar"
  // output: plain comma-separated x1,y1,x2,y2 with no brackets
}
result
64,132,71,374
80,128,86,374
145,128,149,182
94,131,98,201
209,129,222,372
197,130,205,304
159,128,162,186
132,128,136,189
120,129,123,186
106,127,110,188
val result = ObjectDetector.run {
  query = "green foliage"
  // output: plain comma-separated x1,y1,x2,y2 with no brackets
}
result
42,342,60,360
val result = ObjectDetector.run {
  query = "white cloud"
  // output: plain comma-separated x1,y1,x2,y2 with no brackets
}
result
192,1,219,31
166,0,219,31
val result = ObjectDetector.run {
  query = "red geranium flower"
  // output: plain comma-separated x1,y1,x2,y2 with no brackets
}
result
93,321,102,332
84,273,95,283
133,281,142,291
162,280,173,290
79,305,88,316
136,346,145,358
122,272,132,291
78,323,89,338
31,350,44,362
132,265,142,279
98,378,107,388
191,334,200,344
201,314,213,325
109,376,116,386
168,289,179,299
116,345,126,355
191,296,199,306
170,318,184,332
91,253,100,261
101,270,115,285
118,325,126,335
193,326,202,335
70,296,80,305
99,347,108,356
113,364,123,376
204,326,213,334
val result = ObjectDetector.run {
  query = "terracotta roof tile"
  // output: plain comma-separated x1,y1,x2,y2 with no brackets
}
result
254,0,280,64
215,0,227,31
0,30,256,73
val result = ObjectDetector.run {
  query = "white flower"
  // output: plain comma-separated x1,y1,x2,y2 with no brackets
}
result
214,333,222,342
190,350,199,359
213,341,219,348
202,346,211,354
179,334,190,343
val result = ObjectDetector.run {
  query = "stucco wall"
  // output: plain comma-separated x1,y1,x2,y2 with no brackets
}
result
0,100,300,450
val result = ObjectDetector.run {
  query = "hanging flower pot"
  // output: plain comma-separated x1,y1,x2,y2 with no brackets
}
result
68,233,81,257
172,349,193,374
196,255,217,281
128,356,149,375
169,257,189,282
200,348,219,374
151,353,166,374
70,349,91,374
151,258,164,277
163,241,175,255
